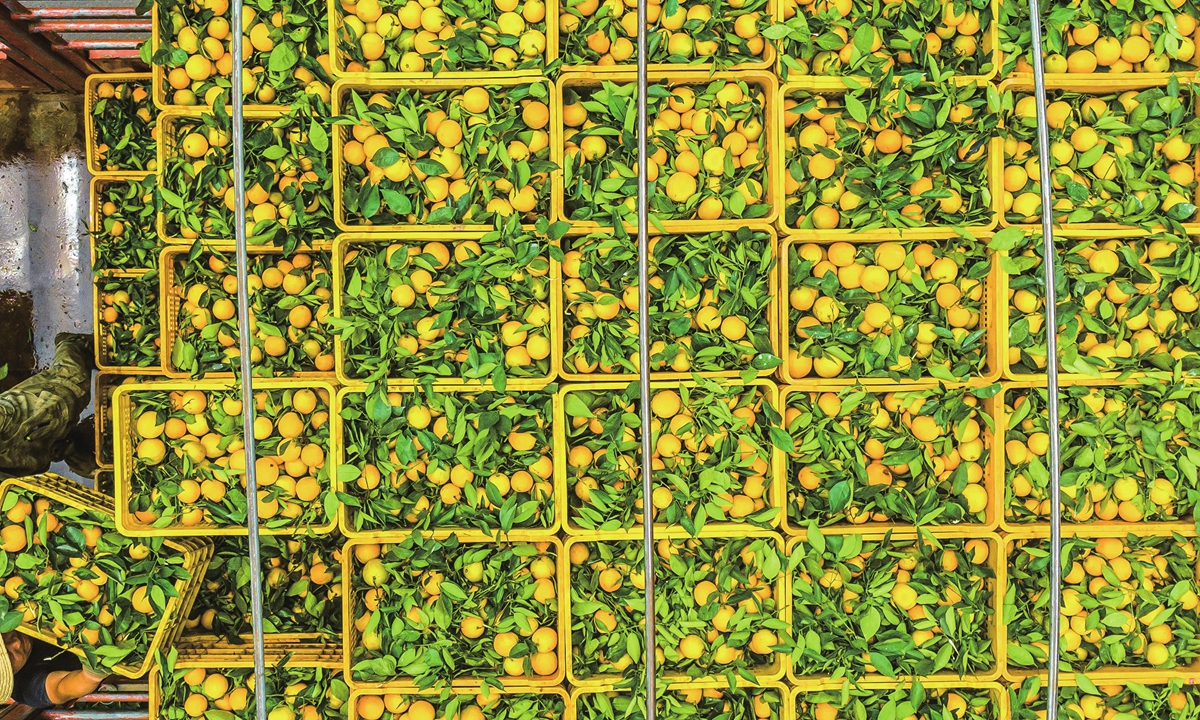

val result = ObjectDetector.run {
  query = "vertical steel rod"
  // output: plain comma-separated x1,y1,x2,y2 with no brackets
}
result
229,5,270,720
635,0,656,714
1025,1,1063,716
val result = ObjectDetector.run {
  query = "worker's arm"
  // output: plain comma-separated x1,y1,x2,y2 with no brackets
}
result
42,667,107,706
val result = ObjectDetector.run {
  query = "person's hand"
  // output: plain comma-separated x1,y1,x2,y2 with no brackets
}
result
80,665,108,683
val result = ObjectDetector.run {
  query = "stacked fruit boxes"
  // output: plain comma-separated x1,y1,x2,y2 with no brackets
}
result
69,0,1200,711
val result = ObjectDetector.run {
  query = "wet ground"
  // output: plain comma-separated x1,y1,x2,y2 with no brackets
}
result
0,93,93,481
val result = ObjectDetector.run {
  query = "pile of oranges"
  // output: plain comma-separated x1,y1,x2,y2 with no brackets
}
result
560,228,776,376
348,537,561,686
1003,384,1199,525
1004,232,1200,374
124,385,334,532
161,103,335,247
167,249,335,377
93,177,161,272
1007,535,1200,670
90,79,157,173
97,274,163,370
557,0,768,68
154,0,333,107
336,230,554,382
184,535,343,640
562,79,771,225
356,692,566,720
337,85,554,227
776,0,995,80
1002,84,1200,228
782,78,995,231
159,660,347,720
568,535,783,681
339,386,556,534
789,534,996,678
334,0,549,73
784,239,991,382
783,386,994,528
563,383,778,533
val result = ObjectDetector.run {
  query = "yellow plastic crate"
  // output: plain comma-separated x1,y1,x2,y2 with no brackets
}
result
149,647,342,720
996,76,1200,237
341,535,568,688
773,0,1000,89
347,687,570,720
777,382,1003,538
330,77,560,234
564,530,788,687
327,0,559,78
0,473,212,679
791,680,1006,715
555,379,785,536
995,379,1199,534
785,531,1004,686
93,270,164,373
158,244,337,380
776,234,1003,386
334,383,562,540
555,69,780,233
111,378,340,537
571,680,791,718
331,232,561,387
555,226,781,382
1002,527,1200,683
85,72,155,176
95,372,164,470
774,80,1002,241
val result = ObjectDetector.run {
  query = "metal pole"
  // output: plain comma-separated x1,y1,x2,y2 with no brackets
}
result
229,6,269,720
1025,1,1063,716
635,0,656,715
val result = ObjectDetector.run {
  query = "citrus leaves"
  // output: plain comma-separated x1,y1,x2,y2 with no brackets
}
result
0,486,192,673
90,79,157,172
169,247,334,378
97,273,163,369
93,176,162,272
785,238,991,382
355,691,566,720
784,385,995,528
348,536,561,688
161,99,335,251
126,386,335,533
783,74,996,232
1006,534,1200,672
336,83,555,228
154,0,333,108
789,533,996,679
558,0,770,69
334,220,554,383
158,653,349,720
339,386,556,535
563,381,780,534
775,0,995,82
1004,232,1200,376
568,536,787,682
1001,80,1200,230
335,0,550,74
563,79,772,226
561,227,777,376
1003,383,1200,525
